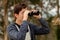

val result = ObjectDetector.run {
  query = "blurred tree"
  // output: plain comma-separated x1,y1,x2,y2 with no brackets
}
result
3,0,8,40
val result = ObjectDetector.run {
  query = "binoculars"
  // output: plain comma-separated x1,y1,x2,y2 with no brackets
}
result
28,11,40,16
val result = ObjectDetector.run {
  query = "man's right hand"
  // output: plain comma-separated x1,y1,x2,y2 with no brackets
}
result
23,10,30,21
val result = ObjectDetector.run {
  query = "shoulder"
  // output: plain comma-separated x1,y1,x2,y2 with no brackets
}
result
7,23,16,31
8,23,15,27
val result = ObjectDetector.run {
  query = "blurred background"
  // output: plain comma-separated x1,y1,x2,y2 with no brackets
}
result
0,0,60,40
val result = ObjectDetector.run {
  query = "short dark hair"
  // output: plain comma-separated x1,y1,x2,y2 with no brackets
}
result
14,3,27,14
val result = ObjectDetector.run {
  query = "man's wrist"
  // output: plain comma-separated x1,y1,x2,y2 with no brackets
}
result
22,20,29,25
23,18,28,21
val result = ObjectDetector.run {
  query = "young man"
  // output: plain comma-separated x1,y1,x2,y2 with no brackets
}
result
7,3,50,40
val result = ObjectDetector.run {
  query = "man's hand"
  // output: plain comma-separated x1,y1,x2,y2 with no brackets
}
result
31,10,42,19
23,10,30,21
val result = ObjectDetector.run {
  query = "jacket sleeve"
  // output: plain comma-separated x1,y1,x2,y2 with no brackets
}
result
7,21,28,40
30,18,50,35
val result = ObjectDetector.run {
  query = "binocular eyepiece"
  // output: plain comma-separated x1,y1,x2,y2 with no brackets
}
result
28,11,40,16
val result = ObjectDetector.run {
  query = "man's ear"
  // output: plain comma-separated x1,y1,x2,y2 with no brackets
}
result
14,13,18,18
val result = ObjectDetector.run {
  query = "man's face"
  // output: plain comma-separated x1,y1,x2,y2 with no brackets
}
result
15,8,27,21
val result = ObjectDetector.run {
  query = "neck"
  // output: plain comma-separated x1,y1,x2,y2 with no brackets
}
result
15,19,22,25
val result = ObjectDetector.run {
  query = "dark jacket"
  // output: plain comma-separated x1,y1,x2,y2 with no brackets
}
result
7,18,50,40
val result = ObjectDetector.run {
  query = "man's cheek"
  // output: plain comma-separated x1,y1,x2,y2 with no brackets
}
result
19,16,23,19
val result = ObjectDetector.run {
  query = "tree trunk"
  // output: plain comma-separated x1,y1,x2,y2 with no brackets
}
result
3,0,8,40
